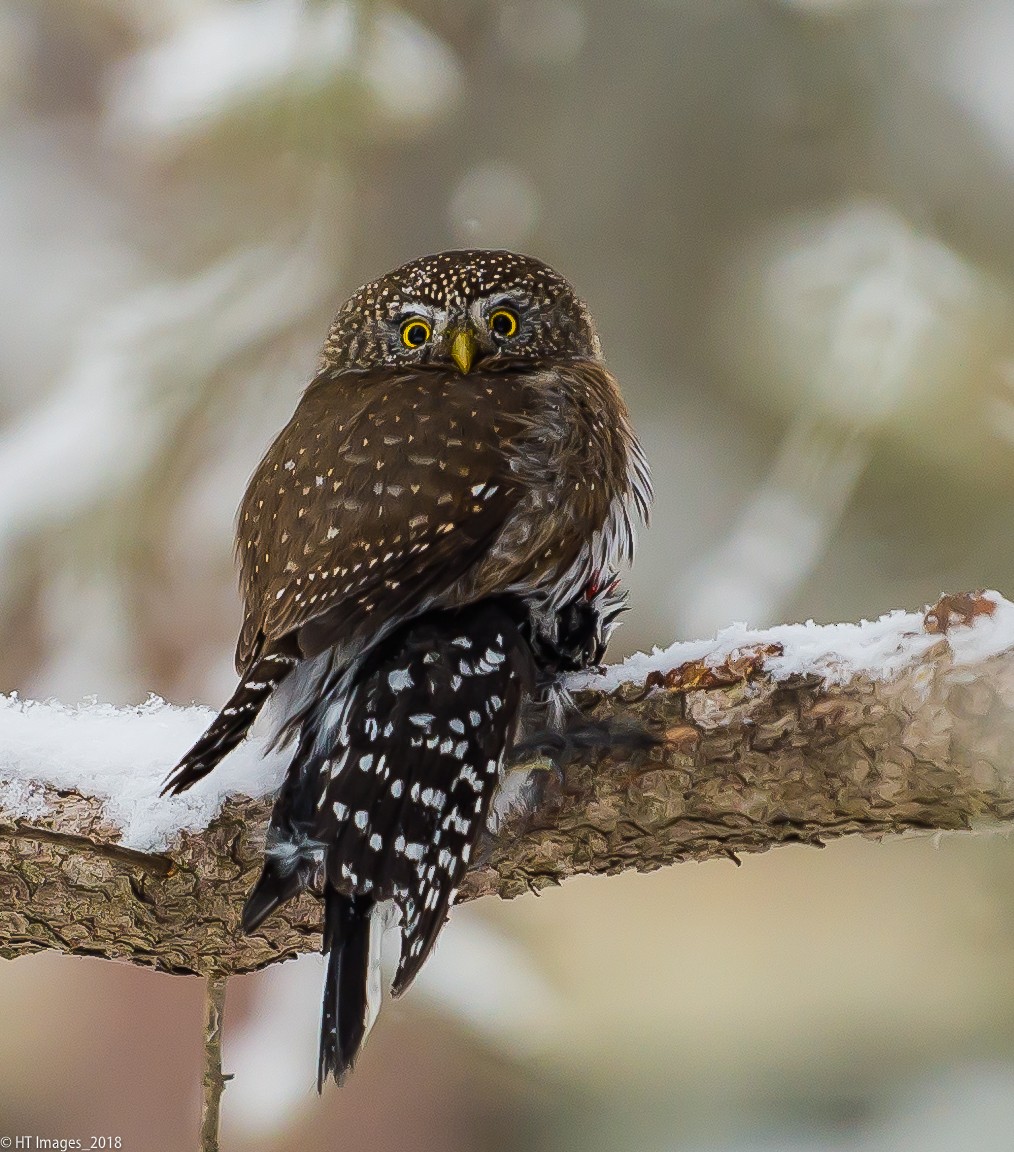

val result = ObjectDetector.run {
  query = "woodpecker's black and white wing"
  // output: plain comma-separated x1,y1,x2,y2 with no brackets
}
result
243,599,535,1086
315,601,533,995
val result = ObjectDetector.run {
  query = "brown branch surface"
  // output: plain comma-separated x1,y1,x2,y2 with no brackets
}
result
0,593,1011,976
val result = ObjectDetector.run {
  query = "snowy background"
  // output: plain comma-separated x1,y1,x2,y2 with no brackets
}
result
1,0,1014,1148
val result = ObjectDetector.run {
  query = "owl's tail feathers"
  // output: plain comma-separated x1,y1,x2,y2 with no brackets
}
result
161,639,300,796
318,889,378,1090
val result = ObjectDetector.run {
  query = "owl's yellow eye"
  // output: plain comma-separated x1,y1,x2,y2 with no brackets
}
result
488,308,518,339
401,318,432,348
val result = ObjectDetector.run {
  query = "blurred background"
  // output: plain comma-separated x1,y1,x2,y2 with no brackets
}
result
0,0,1013,1147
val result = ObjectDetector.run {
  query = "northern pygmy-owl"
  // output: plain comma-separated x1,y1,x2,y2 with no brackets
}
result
165,249,651,1087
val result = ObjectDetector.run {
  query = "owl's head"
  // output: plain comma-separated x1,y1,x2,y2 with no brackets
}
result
321,250,602,374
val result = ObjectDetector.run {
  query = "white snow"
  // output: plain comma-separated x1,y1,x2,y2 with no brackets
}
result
0,593,1010,854
570,591,1014,692
0,694,288,853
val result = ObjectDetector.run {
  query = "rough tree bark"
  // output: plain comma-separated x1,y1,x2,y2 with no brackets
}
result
0,592,1010,978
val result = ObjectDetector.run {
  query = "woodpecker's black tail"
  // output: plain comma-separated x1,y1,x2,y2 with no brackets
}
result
318,889,376,1089
162,636,300,795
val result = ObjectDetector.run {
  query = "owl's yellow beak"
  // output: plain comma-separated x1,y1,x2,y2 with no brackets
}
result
449,328,478,375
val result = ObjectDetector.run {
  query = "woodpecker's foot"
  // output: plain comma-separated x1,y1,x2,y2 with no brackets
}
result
515,717,657,770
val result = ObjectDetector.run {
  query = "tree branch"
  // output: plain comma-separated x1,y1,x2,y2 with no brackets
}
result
0,592,1010,976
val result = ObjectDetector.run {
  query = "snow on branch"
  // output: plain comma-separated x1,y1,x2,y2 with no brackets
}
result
0,592,1011,976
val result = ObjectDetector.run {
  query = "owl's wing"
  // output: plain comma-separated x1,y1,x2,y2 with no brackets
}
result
236,367,529,674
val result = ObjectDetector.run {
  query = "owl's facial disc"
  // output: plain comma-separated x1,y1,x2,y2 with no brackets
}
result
391,294,528,374
446,296,524,373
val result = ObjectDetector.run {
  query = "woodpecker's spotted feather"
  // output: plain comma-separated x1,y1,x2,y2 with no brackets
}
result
243,600,533,1085
164,249,651,1089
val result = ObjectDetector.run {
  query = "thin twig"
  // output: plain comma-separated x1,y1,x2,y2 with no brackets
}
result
199,972,230,1152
